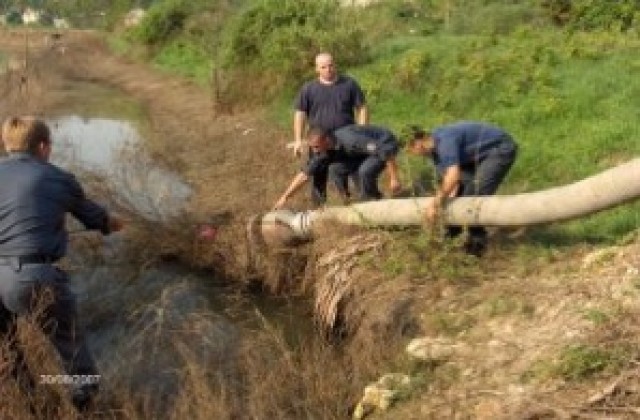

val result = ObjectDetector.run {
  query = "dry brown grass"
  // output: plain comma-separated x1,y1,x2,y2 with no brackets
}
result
1,280,395,419
1,292,83,419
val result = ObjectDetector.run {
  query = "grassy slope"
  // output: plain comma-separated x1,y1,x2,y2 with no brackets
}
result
111,4,640,416
353,28,640,243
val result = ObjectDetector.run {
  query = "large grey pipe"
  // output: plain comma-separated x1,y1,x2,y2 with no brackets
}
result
253,159,640,247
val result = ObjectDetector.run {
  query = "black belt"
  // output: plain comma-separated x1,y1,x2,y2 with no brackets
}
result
0,255,56,265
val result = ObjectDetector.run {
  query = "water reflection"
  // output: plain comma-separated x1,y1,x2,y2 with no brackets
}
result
49,116,191,221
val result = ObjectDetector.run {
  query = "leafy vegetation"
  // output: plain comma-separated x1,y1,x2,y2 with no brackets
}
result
540,0,640,31
213,0,369,104
105,1,640,233
521,342,628,383
129,0,189,45
110,0,640,243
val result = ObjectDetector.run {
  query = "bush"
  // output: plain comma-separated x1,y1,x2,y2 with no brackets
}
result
5,9,23,26
131,0,191,45
540,0,640,31
217,0,370,104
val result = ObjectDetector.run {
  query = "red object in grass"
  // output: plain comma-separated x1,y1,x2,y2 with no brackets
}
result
197,225,217,240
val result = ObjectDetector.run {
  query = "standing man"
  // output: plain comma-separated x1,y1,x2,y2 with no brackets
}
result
0,116,124,410
291,52,368,206
274,124,401,210
407,121,518,256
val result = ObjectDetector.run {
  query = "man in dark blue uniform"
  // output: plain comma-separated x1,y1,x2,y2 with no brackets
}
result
0,116,123,410
274,124,401,210
408,121,518,256
291,52,368,206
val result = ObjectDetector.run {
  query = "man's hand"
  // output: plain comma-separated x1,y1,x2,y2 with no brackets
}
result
425,198,441,224
108,214,125,232
273,196,288,211
286,140,304,158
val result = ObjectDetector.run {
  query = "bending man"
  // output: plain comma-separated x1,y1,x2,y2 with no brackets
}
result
275,124,401,210
407,121,518,256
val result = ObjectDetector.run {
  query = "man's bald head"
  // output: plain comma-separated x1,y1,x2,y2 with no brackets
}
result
315,52,337,84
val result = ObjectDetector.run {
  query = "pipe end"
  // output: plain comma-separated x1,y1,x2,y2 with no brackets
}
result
247,210,310,248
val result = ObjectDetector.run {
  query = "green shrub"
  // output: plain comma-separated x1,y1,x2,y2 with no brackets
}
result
131,0,191,45
5,9,22,25
540,0,640,31
152,37,212,84
217,0,369,103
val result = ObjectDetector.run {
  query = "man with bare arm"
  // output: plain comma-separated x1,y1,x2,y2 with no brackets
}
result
291,52,368,206
407,121,518,256
275,124,401,210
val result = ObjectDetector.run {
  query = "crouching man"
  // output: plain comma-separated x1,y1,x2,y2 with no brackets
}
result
274,124,401,210
407,121,518,256
0,116,124,411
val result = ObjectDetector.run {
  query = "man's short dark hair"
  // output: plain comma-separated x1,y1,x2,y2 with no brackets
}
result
406,125,429,147
410,125,426,138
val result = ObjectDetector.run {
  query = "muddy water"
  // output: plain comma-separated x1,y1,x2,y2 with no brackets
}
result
50,115,191,221
47,92,313,356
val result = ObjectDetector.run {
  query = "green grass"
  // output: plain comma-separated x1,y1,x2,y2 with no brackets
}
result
151,37,213,85
330,28,640,245
523,343,629,383
110,3,640,246
554,344,626,381
348,28,640,244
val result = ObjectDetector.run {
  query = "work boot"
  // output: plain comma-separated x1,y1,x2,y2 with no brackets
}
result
71,384,98,412
464,237,487,257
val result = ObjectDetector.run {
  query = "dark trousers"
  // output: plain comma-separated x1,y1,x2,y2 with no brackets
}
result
311,165,329,206
447,138,518,247
329,156,386,201
0,262,98,386
308,148,329,206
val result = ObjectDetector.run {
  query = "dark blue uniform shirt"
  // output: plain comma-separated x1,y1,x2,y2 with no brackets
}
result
432,121,511,174
294,75,366,132
0,152,110,260
304,124,398,176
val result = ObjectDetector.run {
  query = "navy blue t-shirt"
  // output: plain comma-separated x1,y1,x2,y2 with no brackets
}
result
0,153,110,259
294,75,366,133
303,125,398,176
432,121,510,173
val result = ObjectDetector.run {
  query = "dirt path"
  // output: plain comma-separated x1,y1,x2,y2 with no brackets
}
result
0,29,299,223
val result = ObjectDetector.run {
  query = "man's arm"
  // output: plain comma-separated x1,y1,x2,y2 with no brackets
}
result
273,172,310,210
436,165,461,202
66,174,122,234
291,110,307,157
385,157,401,195
426,165,461,223
355,104,369,125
